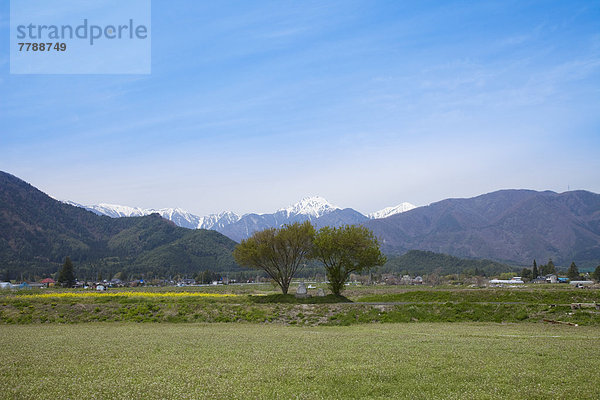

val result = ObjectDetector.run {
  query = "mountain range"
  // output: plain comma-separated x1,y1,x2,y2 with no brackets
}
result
2,170,600,277
67,196,417,242
62,201,241,230
58,188,600,268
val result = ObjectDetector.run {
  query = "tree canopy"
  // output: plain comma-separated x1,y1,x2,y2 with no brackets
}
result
540,259,556,276
520,267,533,281
233,221,315,294
567,262,580,281
57,256,76,287
312,225,386,296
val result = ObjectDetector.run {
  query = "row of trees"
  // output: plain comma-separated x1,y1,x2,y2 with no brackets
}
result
520,259,557,281
55,238,600,289
233,221,386,296
520,259,600,282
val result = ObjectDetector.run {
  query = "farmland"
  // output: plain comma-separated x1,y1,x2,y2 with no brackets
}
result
1,284,599,399
1,323,599,399
1,284,599,326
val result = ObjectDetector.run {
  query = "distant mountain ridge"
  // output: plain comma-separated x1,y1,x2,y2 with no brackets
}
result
65,190,600,269
65,196,416,241
364,189,600,267
65,201,241,230
3,170,600,275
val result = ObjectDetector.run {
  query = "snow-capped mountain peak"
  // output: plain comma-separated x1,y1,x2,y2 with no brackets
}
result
368,202,416,219
62,196,417,241
278,196,339,218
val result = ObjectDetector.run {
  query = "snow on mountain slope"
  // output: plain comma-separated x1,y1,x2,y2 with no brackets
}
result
218,197,351,242
60,200,85,208
62,197,416,237
198,211,241,230
368,202,416,219
62,200,239,230
151,208,201,229
87,203,147,218
277,196,339,218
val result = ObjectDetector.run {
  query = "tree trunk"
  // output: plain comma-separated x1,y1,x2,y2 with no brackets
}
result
329,280,343,296
280,281,289,294
328,269,349,296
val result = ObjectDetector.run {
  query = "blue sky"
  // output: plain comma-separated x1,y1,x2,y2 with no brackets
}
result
1,0,599,215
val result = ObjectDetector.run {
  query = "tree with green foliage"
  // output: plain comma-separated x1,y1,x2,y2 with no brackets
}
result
532,260,538,279
233,221,315,294
113,271,128,281
592,265,600,282
497,272,517,280
312,225,386,296
520,268,532,281
547,259,556,274
196,270,221,284
541,259,556,276
567,262,580,281
57,256,76,287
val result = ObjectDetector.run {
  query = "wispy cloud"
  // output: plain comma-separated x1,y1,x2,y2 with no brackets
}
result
1,0,599,214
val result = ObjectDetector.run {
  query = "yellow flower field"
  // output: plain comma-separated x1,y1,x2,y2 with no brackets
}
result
15,291,238,299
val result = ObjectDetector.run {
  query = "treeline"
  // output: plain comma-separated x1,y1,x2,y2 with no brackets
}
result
380,250,518,277
519,259,600,281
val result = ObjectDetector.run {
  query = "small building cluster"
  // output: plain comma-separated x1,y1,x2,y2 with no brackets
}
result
0,280,50,290
380,274,424,285
0,276,246,291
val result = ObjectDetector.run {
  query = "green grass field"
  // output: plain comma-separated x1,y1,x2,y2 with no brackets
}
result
1,323,599,399
3,284,599,325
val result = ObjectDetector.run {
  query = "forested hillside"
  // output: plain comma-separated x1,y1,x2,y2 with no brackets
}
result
366,190,600,267
0,172,240,280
